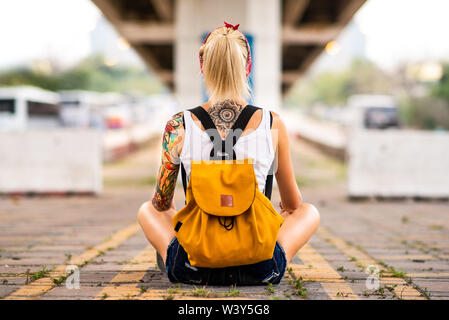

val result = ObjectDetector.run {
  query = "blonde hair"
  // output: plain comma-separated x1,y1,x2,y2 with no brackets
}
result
199,26,250,104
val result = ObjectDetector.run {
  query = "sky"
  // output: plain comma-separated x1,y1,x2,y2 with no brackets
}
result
0,0,449,71
354,0,449,69
0,0,100,70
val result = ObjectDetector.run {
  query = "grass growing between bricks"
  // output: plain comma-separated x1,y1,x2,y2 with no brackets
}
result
290,276,308,298
318,226,431,300
265,283,275,295
189,285,243,299
286,267,308,299
224,286,240,297
161,284,243,300
362,284,399,299
26,266,50,284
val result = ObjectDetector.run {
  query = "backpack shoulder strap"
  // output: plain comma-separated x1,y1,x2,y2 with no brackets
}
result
190,105,261,160
180,111,188,197
181,106,221,195
222,105,260,154
180,106,268,197
188,106,218,132
230,105,260,133
189,106,227,160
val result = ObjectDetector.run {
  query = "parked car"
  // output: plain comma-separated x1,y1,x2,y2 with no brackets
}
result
346,94,400,130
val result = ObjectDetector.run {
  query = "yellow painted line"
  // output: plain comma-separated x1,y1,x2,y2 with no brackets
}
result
4,223,140,300
317,226,426,300
289,244,359,300
170,295,251,300
407,273,449,278
393,235,449,241
375,255,434,261
139,289,174,300
95,245,157,300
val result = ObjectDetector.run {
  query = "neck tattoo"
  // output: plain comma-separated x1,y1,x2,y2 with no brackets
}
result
207,99,244,135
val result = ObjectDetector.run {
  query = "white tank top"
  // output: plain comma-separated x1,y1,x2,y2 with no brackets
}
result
180,107,275,193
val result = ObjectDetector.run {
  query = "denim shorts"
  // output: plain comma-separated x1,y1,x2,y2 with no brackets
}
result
165,237,287,286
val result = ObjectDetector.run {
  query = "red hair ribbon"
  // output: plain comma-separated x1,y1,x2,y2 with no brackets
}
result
224,21,240,30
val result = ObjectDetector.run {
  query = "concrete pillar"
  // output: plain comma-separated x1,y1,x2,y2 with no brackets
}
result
174,0,281,111
246,0,281,111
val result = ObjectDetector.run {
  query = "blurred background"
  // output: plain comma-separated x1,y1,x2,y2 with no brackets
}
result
0,0,448,197
0,0,448,300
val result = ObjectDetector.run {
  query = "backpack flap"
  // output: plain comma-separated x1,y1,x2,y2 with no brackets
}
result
190,159,256,217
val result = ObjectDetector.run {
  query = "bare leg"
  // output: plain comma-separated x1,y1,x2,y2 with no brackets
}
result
277,203,320,263
138,201,319,264
137,201,176,263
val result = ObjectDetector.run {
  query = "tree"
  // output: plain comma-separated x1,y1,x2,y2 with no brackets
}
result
0,55,165,95
399,96,449,130
432,63,449,104
286,58,397,108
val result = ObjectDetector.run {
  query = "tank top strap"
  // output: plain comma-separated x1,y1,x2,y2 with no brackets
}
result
263,108,275,155
183,110,192,131
262,108,269,130
179,110,193,160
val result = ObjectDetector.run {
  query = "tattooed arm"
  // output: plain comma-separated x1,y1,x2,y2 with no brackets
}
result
151,112,184,212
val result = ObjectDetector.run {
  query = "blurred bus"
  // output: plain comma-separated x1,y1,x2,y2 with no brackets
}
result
59,90,100,128
101,92,131,129
59,91,132,130
347,94,400,130
0,86,60,131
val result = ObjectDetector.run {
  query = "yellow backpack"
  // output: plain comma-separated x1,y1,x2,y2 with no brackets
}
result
172,106,284,268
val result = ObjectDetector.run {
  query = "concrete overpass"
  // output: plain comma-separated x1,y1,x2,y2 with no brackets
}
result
92,0,366,108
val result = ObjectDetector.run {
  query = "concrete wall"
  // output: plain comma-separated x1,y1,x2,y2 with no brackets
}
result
347,130,449,198
0,129,102,194
175,0,281,110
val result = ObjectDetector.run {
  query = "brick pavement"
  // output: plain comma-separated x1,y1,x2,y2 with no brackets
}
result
1,136,448,300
